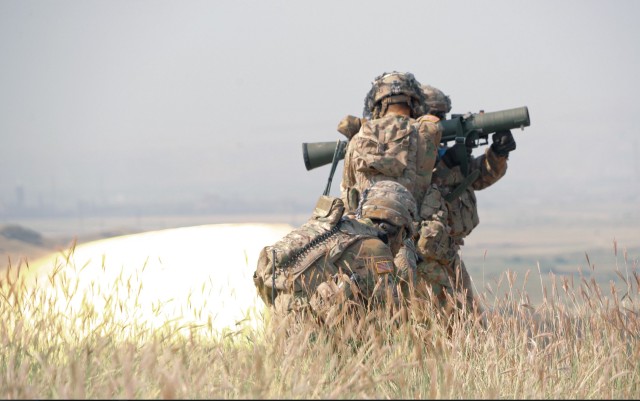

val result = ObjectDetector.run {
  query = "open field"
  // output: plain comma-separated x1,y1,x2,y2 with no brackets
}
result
1,233,639,398
0,212,307,270
1,205,639,398
2,199,637,306
459,204,639,306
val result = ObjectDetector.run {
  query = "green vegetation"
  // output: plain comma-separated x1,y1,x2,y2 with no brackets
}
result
1,247,639,399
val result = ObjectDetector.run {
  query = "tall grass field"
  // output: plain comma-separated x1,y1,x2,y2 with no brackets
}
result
1,241,639,399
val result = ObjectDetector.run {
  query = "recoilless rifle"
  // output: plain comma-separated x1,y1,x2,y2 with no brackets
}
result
302,106,531,195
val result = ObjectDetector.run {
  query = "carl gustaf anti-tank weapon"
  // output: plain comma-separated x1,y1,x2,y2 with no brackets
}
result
302,106,531,195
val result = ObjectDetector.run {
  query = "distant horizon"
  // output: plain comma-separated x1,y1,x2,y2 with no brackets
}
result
2,1,640,227
2,192,637,252
3,170,638,218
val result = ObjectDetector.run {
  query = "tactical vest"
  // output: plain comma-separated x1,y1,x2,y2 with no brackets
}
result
431,161,480,241
253,196,381,307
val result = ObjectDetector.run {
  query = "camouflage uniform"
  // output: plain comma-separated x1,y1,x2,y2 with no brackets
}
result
253,181,419,326
339,72,441,217
415,85,510,314
416,149,507,312
336,83,512,317
341,114,441,214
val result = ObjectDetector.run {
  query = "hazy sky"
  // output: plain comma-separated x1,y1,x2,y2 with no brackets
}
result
1,0,639,217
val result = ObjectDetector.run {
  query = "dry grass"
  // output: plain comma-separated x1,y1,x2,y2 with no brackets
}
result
1,247,639,399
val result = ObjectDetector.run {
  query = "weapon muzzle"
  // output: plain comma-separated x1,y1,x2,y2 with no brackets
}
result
302,141,347,171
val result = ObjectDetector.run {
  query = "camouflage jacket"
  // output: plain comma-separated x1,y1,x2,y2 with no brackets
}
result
340,113,441,216
430,146,508,241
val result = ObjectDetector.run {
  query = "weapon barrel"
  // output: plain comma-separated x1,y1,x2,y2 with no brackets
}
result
302,141,347,171
302,106,531,170
440,106,530,139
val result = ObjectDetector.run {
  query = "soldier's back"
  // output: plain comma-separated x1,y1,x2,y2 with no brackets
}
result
343,114,440,214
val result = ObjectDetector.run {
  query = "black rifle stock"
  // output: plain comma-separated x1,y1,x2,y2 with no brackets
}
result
302,106,531,173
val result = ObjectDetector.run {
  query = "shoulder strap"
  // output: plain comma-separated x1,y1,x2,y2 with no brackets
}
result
444,169,480,203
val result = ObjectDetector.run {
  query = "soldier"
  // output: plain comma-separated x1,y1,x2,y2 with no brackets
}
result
335,81,516,320
253,180,420,327
415,84,516,316
339,71,442,217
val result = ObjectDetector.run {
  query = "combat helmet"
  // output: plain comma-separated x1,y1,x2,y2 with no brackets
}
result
358,180,418,236
363,71,427,120
421,84,452,118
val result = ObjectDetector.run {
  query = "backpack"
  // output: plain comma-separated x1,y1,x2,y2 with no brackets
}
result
351,115,419,184
344,114,437,214
253,195,345,307
252,195,383,307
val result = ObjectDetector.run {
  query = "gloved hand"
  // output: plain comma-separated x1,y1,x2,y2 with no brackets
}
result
440,142,472,169
491,130,516,157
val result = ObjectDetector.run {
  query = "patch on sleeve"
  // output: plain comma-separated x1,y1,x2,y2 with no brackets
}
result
424,114,440,123
420,114,440,123
374,259,394,274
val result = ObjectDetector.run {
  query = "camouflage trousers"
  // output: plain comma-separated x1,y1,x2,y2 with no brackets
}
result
415,253,482,315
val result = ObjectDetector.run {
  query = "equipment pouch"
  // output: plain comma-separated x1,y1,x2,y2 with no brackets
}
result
447,187,479,239
419,184,447,221
416,217,455,264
